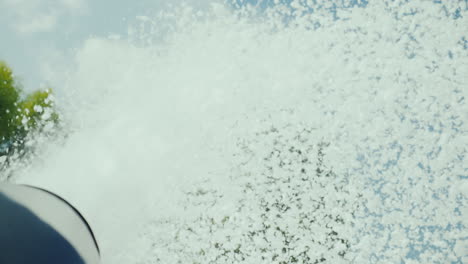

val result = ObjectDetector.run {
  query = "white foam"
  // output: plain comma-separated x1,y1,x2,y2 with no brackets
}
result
7,1,467,263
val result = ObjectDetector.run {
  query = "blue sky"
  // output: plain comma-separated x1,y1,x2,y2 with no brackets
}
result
0,0,461,92
0,0,375,93
0,0,218,92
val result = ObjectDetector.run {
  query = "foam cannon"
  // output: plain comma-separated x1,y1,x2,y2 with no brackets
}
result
0,183,100,264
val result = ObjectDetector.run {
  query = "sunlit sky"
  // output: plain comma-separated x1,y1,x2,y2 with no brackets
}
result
0,0,371,93
0,0,222,92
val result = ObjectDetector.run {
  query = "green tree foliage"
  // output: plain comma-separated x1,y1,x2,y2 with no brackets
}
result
0,61,21,142
16,89,59,135
0,61,59,156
